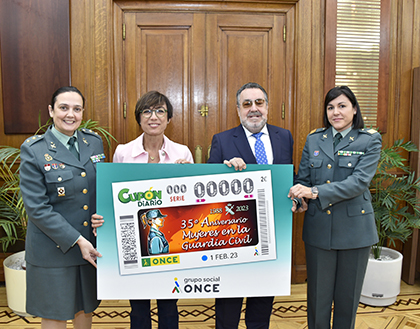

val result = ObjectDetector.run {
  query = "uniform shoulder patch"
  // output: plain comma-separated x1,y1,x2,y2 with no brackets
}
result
310,128,325,135
360,128,378,135
80,128,102,140
23,134,44,146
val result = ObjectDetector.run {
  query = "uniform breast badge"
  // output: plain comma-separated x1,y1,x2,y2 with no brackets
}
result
90,153,106,163
337,150,365,156
57,187,65,197
45,153,53,161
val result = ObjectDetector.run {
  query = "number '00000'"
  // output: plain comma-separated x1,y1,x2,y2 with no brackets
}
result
194,178,254,198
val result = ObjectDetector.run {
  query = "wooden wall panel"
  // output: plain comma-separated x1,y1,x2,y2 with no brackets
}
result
0,0,70,134
402,67,420,284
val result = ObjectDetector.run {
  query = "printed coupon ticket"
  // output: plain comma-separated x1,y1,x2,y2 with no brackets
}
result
112,170,276,275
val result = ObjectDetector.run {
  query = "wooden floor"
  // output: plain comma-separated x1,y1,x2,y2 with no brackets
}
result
1,279,420,328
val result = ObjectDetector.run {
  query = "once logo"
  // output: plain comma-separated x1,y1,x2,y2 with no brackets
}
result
142,255,180,267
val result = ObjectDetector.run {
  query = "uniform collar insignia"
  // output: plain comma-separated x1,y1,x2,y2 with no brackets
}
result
323,134,328,139
83,138,89,145
349,136,355,142
50,141,56,149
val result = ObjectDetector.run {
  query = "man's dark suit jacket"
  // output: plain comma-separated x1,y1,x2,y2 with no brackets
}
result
207,123,295,329
208,124,294,165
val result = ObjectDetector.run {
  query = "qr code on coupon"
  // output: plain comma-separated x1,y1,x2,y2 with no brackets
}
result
120,222,138,265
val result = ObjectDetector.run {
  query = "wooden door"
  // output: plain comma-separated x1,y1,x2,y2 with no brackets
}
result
206,13,286,136
121,12,206,160
119,10,287,163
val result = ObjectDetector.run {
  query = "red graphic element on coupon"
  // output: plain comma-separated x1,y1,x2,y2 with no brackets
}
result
138,200,259,257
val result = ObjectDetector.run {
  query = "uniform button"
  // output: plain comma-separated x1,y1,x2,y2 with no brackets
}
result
326,180,331,184
329,203,332,207
83,205,88,210
57,245,60,248
361,210,365,214
348,163,352,167
83,189,88,194
327,164,332,169
326,210,331,215
58,177,62,182
83,221,89,226
81,172,86,177
311,163,314,167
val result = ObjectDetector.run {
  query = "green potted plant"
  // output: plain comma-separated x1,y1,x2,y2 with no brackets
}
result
360,139,420,306
0,118,116,316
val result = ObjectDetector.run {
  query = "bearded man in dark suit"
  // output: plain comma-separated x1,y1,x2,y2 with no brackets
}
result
208,82,296,329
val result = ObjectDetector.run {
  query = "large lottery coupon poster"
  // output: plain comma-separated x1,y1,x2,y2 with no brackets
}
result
97,163,292,300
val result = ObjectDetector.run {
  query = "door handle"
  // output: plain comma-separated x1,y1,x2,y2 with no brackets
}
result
199,105,209,117
195,145,203,163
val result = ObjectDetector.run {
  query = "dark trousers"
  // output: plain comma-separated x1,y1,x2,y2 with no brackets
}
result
129,299,179,329
305,244,371,329
215,296,274,329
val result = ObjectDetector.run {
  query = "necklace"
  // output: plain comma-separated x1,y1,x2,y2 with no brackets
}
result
149,155,155,160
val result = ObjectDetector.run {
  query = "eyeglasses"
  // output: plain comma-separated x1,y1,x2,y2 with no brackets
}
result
242,98,266,108
141,108,168,118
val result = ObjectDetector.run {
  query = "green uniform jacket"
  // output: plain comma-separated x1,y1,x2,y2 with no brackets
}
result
296,127,382,250
20,126,105,267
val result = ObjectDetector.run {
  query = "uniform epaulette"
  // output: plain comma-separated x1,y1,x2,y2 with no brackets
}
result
360,128,378,135
23,135,44,146
80,128,101,139
310,128,326,135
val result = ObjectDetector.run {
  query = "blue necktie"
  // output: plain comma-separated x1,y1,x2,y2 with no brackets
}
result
68,136,80,160
252,132,268,164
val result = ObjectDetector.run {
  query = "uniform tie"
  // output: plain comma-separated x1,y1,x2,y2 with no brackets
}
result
333,132,342,150
252,132,268,164
68,136,80,160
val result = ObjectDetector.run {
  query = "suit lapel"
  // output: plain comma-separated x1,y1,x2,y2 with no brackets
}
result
267,124,280,163
232,125,257,164
77,131,95,166
319,127,334,161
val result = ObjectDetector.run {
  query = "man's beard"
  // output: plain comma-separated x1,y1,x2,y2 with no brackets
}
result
240,111,267,133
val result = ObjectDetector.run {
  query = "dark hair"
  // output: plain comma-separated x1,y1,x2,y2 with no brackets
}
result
134,91,173,125
236,82,269,107
323,86,364,129
50,86,85,108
